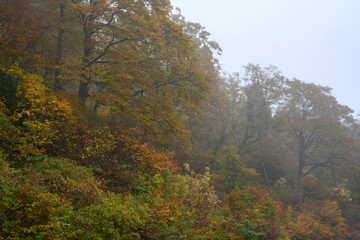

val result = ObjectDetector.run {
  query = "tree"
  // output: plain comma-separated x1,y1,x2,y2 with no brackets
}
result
223,65,284,191
70,0,177,106
235,64,284,148
277,79,354,204
54,0,66,91
0,0,44,69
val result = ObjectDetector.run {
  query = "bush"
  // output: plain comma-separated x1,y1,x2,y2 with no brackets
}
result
286,200,349,240
0,158,75,239
24,156,105,208
74,194,149,240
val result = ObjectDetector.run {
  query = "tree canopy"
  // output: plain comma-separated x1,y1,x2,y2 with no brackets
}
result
0,1,359,239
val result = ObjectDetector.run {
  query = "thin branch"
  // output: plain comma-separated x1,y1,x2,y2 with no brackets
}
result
89,38,130,66
303,160,332,176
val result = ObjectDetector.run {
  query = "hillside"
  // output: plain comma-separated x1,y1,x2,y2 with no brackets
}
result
0,0,359,239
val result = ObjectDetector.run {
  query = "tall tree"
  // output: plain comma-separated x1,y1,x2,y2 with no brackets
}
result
170,10,225,154
54,0,66,91
237,64,284,148
277,79,354,204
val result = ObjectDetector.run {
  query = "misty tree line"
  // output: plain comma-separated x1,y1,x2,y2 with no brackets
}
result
192,64,360,207
1,0,360,238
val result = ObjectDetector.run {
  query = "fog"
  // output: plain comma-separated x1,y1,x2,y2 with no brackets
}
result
172,0,360,114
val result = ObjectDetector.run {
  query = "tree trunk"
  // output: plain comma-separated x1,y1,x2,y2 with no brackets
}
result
79,34,91,106
79,79,89,106
79,11,94,107
92,83,105,113
330,167,338,187
260,141,271,193
296,153,305,204
54,3,65,91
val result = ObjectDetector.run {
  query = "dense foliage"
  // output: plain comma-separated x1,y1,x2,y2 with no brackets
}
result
0,0,359,239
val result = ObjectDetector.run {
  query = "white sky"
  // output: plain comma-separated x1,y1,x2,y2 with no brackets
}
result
171,0,360,115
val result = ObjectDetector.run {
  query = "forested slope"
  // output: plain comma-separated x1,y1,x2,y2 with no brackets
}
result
0,0,359,239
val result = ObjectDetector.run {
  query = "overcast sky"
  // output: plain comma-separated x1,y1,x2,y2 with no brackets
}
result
171,0,360,115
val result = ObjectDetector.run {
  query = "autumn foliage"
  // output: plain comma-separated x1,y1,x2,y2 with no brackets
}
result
0,0,359,239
